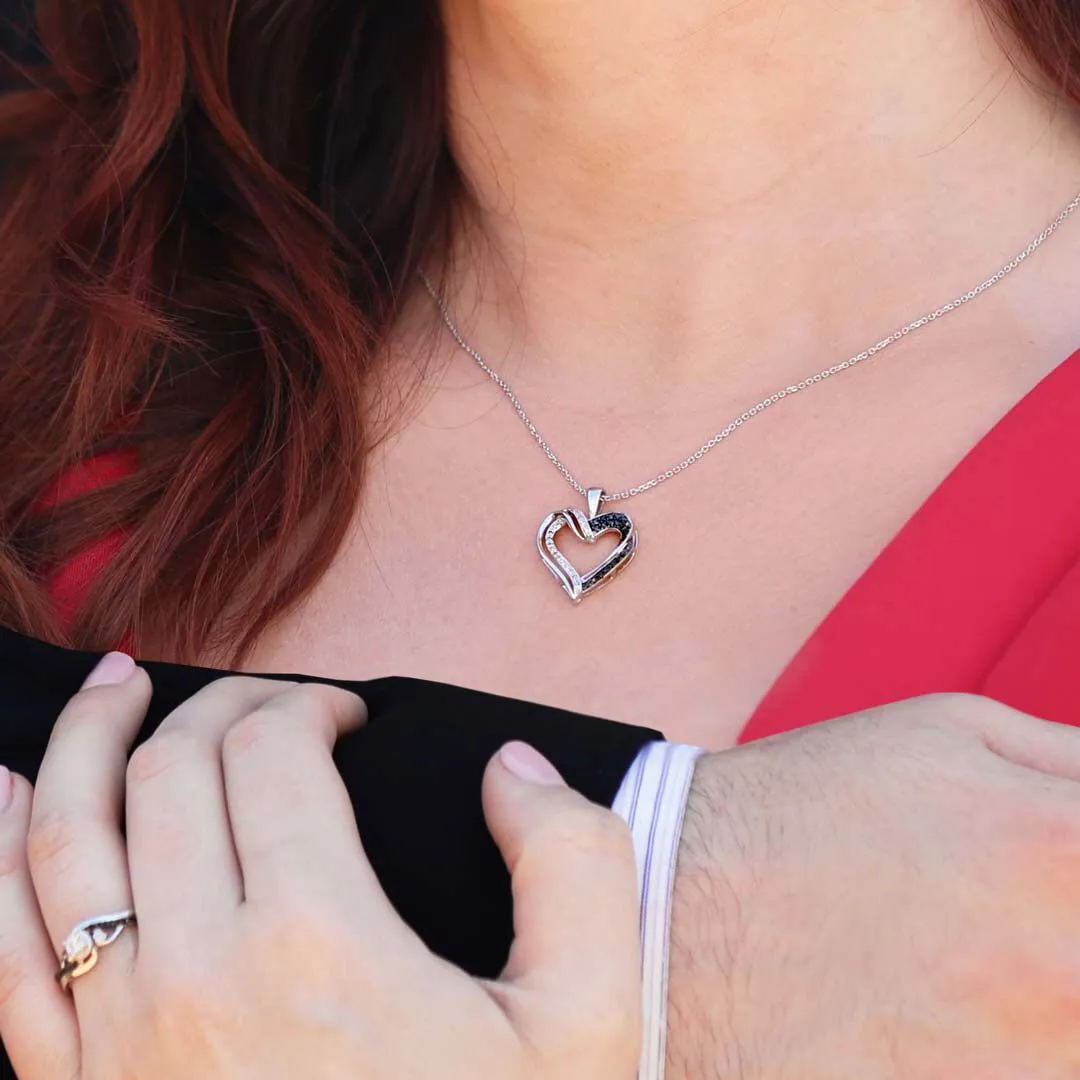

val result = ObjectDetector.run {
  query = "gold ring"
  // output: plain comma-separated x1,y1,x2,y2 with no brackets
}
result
56,910,136,991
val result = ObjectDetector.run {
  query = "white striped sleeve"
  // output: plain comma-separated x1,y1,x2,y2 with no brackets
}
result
611,741,705,1080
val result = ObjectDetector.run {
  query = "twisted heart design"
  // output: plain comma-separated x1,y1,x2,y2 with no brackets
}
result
536,506,638,602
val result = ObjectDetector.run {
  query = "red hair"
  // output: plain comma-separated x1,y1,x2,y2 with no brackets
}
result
0,0,1076,663
0,0,454,663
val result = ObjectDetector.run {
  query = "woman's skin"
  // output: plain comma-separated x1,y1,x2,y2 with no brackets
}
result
242,0,1080,747
0,654,642,1080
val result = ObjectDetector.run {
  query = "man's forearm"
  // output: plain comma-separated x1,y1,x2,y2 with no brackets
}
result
666,752,747,1080
659,698,1080,1080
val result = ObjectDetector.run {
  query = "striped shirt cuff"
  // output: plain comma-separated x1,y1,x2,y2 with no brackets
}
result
611,741,705,1080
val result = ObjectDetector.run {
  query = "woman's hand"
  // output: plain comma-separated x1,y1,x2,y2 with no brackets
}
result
668,693,1080,1079
0,653,641,1080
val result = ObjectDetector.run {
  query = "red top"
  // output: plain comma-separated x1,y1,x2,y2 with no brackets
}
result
37,447,137,632
741,347,1080,742
45,351,1080,743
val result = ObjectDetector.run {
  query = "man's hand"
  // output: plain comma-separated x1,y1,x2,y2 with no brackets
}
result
667,694,1080,1079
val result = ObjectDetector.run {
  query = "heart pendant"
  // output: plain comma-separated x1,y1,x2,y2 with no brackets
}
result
536,488,638,603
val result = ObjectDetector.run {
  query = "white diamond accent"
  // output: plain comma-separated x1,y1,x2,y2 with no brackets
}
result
536,506,638,603
63,929,95,964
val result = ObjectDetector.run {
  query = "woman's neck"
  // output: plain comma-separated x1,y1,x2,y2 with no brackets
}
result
437,0,1080,394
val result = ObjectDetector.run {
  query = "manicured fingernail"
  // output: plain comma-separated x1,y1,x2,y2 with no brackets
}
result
499,742,565,786
0,766,13,813
81,651,137,689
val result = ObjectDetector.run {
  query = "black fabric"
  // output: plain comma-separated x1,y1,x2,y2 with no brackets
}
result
0,625,659,979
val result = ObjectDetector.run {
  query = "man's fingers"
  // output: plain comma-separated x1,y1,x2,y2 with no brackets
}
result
481,741,641,1055
0,772,80,1080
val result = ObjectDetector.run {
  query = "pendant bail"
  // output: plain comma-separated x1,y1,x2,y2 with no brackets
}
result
587,487,604,520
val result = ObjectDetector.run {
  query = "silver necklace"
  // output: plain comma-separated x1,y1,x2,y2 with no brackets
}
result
420,190,1080,603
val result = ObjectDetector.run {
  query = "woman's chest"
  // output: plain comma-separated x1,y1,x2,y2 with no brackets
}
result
240,326,1065,748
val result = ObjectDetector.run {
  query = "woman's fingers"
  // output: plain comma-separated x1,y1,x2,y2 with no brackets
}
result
0,771,80,1080
27,654,149,971
220,683,381,908
126,677,299,932
481,742,641,1066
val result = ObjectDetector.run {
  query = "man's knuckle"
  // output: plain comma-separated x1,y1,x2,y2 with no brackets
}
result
927,692,1022,731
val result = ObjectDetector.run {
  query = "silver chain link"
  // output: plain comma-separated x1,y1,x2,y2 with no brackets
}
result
420,189,1080,504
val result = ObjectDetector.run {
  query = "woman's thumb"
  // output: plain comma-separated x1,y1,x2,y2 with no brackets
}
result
481,742,640,1000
